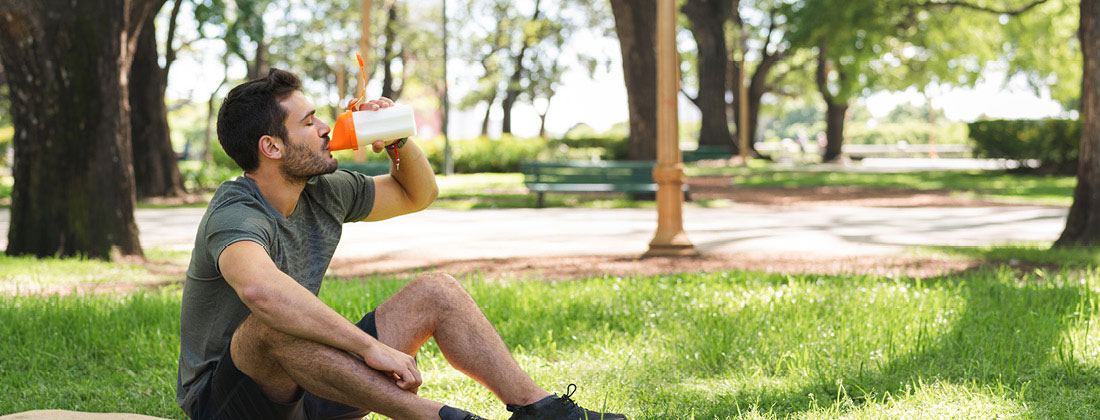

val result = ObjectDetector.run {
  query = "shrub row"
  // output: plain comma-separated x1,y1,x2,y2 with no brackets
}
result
331,135,629,174
847,120,969,145
968,119,1080,174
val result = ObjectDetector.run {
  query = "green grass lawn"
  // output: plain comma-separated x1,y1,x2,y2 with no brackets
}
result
4,247,1100,418
432,173,732,210
0,248,187,292
686,168,1076,206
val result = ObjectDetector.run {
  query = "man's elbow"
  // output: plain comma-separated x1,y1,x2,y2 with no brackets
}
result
238,284,278,314
415,185,439,211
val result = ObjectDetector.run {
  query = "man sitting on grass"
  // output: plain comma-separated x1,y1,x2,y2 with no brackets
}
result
176,69,627,420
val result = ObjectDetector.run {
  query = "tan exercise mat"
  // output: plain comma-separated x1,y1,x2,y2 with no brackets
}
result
0,411,171,420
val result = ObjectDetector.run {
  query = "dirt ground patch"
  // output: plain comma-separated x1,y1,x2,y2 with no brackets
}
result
327,253,981,283
4,253,986,297
687,176,1012,208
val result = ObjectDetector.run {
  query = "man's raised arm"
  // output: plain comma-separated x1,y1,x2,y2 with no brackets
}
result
361,137,438,222
351,98,438,222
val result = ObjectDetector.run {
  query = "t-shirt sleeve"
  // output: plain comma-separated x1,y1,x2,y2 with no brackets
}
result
322,169,376,222
204,205,274,273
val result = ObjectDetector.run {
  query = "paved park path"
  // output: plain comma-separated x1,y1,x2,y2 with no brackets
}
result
0,204,1069,260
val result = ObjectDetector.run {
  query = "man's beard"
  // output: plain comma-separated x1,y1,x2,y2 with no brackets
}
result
280,137,337,183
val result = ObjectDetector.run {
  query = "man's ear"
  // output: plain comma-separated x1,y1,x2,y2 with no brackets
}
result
257,135,284,160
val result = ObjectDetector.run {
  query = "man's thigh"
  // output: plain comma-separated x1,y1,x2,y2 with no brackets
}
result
189,312,379,420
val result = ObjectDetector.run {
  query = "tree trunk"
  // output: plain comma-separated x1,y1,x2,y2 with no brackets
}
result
130,5,184,198
247,35,269,80
380,2,403,101
1056,0,1100,246
683,0,734,154
745,52,785,156
537,96,552,139
203,59,231,163
816,46,847,163
822,102,847,162
480,90,497,137
501,0,542,135
0,0,157,259
610,0,658,161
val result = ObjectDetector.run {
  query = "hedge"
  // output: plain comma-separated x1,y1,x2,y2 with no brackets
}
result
332,135,629,174
968,119,1080,174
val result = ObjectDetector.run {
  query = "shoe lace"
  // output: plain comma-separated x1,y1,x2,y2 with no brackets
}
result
559,383,579,410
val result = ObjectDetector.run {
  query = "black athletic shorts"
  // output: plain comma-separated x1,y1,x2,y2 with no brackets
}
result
188,311,378,420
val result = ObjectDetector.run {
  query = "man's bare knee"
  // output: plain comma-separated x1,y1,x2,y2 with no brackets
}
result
410,273,468,304
230,316,299,398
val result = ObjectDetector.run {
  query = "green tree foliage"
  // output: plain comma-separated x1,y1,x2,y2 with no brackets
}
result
786,0,1050,161
998,0,1081,109
455,0,612,136
265,0,442,121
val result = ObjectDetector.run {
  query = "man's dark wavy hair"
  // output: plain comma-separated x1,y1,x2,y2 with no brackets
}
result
216,68,302,172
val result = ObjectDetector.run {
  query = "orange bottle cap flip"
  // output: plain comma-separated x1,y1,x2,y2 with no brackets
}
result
328,53,417,152
329,111,359,151
329,53,369,151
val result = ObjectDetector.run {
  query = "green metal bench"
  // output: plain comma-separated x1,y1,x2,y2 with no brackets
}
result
338,160,391,176
520,160,690,208
683,145,734,162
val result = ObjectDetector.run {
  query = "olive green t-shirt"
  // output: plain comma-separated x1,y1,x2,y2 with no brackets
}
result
176,170,375,413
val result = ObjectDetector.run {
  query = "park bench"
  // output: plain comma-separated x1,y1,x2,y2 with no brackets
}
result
520,160,690,208
337,160,391,176
682,145,734,162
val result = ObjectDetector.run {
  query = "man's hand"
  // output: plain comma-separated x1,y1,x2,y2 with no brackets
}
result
347,97,400,153
359,340,423,393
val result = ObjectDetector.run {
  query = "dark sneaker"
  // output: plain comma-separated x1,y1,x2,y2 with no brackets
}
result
439,405,489,420
506,384,627,420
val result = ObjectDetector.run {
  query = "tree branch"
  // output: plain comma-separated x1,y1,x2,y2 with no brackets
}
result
164,0,183,69
761,7,778,60
815,44,836,105
918,0,1049,16
681,85,701,108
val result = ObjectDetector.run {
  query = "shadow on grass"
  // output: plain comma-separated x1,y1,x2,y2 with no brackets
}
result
926,245,1100,268
643,267,1100,419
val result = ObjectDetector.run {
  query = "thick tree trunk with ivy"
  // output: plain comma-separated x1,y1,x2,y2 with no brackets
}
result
130,3,184,199
1056,0,1100,246
610,0,658,161
0,0,156,259
683,0,734,154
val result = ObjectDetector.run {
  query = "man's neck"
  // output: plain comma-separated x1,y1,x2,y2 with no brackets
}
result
245,168,305,217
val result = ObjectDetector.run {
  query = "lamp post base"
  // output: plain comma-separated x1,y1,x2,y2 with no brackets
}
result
643,242,700,258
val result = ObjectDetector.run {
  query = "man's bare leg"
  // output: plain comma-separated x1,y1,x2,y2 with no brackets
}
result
229,273,549,418
374,273,551,406
230,315,443,420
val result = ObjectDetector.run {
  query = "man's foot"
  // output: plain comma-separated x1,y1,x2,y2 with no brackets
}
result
505,384,627,420
440,405,489,420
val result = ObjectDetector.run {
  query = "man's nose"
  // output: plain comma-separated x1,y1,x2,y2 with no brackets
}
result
318,118,331,138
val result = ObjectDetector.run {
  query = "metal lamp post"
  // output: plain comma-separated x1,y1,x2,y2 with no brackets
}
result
644,0,698,258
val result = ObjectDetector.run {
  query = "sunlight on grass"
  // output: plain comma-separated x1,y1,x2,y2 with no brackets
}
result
0,248,188,292
0,254,157,289
685,166,1075,206
435,173,526,193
